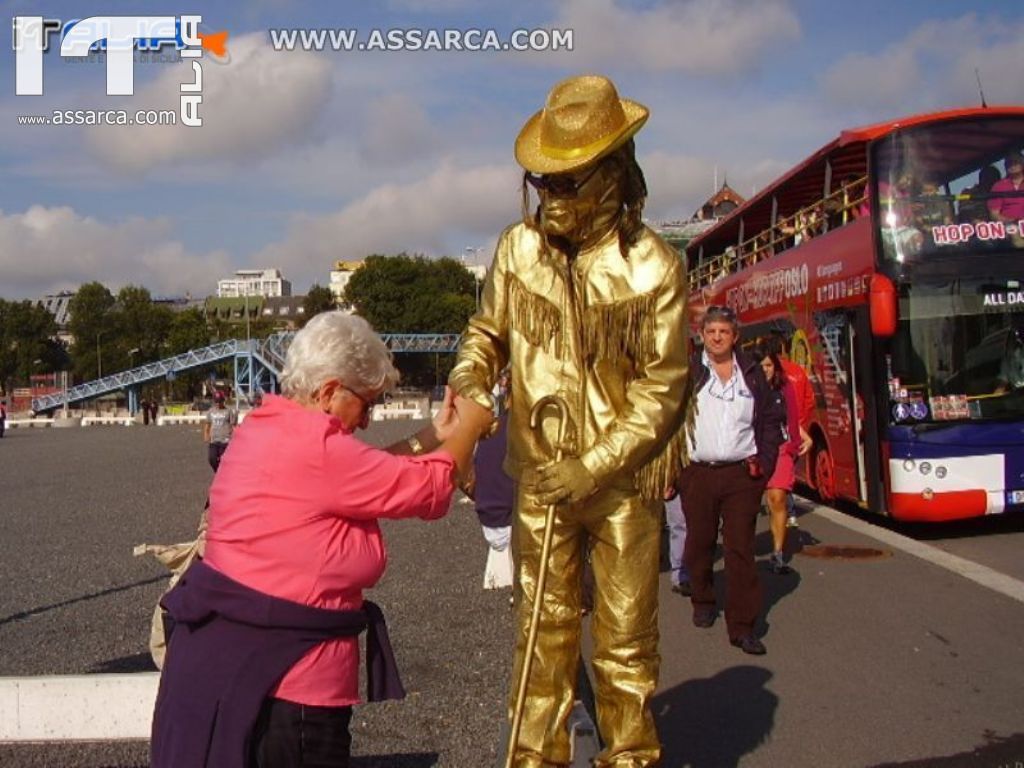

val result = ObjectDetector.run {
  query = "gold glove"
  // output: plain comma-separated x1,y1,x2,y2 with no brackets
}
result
534,457,597,506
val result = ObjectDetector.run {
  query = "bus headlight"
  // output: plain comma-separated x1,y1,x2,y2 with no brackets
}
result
903,459,916,472
919,462,932,475
935,466,947,479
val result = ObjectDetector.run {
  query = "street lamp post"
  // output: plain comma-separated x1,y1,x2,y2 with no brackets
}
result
464,246,483,310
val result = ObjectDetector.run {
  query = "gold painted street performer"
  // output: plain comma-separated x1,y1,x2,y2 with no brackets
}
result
450,74,689,767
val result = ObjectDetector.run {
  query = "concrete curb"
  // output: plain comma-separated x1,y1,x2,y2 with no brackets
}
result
0,673,158,742
806,502,1024,605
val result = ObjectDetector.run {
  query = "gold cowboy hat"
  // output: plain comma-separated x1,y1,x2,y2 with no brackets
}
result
515,74,649,175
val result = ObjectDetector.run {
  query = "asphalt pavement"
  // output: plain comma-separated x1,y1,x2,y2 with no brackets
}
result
0,422,1022,767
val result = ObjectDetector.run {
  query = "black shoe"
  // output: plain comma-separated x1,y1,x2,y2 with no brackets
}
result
730,635,767,655
770,552,793,575
671,581,692,597
692,607,716,628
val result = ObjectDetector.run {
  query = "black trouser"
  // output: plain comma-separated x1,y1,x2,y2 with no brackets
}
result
208,442,228,471
251,698,353,768
679,462,766,639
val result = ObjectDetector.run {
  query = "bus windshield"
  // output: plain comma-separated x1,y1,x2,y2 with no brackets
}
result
874,116,1024,264
889,268,1024,424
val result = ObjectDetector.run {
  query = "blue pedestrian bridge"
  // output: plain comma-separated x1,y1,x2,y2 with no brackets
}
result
32,332,461,413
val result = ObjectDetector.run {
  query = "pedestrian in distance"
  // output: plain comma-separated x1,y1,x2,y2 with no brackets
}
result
473,379,515,591
150,311,494,768
677,306,786,656
665,485,690,596
0,399,6,439
767,333,814,527
203,391,237,472
754,345,802,575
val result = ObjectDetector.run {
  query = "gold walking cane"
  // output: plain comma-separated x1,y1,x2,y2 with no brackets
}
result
505,394,570,768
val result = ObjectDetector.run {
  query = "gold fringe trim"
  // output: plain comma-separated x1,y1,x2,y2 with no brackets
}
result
582,293,655,365
634,367,698,501
507,273,561,356
634,404,695,501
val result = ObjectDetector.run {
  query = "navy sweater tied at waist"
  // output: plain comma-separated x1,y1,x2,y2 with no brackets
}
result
150,559,405,768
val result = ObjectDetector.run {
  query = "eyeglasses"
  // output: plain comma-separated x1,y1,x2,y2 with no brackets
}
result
704,305,737,320
339,384,374,416
524,163,602,197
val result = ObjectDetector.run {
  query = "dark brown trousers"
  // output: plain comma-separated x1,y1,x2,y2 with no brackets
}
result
679,462,765,639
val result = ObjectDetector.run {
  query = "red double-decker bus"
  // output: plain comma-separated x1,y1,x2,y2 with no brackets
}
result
685,107,1024,522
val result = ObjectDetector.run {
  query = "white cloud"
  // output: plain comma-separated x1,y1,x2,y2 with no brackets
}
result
86,32,332,173
549,0,801,75
256,160,521,285
821,14,1024,111
0,205,231,299
359,92,444,166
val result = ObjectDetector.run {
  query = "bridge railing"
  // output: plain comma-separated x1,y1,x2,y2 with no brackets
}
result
31,333,463,413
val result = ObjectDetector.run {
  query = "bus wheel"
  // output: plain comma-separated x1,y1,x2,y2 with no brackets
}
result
813,444,836,502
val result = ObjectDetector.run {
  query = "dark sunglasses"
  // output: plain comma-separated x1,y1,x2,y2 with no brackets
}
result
524,163,602,197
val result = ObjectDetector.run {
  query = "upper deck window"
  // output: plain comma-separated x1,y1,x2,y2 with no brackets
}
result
874,117,1024,264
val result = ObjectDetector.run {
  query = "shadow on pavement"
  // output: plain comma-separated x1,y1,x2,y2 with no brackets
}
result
653,665,776,768
756,565,801,639
90,652,158,674
0,574,166,628
352,754,440,767
867,730,1024,767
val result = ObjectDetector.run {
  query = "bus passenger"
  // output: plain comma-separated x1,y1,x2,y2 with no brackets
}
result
913,179,953,229
988,151,1024,227
958,165,1000,224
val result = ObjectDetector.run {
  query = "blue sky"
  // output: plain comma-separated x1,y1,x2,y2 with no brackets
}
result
2,0,1022,299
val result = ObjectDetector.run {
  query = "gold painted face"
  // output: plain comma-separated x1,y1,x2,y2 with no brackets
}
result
534,159,624,243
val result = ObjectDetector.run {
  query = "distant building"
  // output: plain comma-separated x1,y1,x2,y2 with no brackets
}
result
653,181,747,255
259,296,306,329
465,264,487,282
329,260,363,309
217,268,292,298
152,294,204,313
35,291,75,344
204,294,306,331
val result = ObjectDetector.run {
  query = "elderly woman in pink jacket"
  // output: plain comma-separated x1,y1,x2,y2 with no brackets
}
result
151,311,492,768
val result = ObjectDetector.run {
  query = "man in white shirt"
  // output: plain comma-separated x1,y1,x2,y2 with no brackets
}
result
676,306,786,655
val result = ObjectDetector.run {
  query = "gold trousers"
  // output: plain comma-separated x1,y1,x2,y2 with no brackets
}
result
508,485,662,767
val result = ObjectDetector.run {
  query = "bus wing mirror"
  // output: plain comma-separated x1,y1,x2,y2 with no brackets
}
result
869,273,898,337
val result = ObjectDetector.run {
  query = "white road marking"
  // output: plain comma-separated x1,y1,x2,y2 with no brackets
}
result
0,673,158,742
806,502,1024,605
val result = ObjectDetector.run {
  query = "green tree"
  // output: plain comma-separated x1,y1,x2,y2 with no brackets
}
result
112,285,173,370
301,283,336,326
0,299,62,393
164,307,211,401
344,254,477,386
167,307,210,355
345,254,476,333
68,282,117,381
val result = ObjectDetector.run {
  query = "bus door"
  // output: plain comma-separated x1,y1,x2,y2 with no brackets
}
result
815,309,870,505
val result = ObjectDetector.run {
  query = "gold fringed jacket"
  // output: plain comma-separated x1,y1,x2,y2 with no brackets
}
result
450,222,690,500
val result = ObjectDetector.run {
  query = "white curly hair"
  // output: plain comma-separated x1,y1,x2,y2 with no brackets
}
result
279,312,400,400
